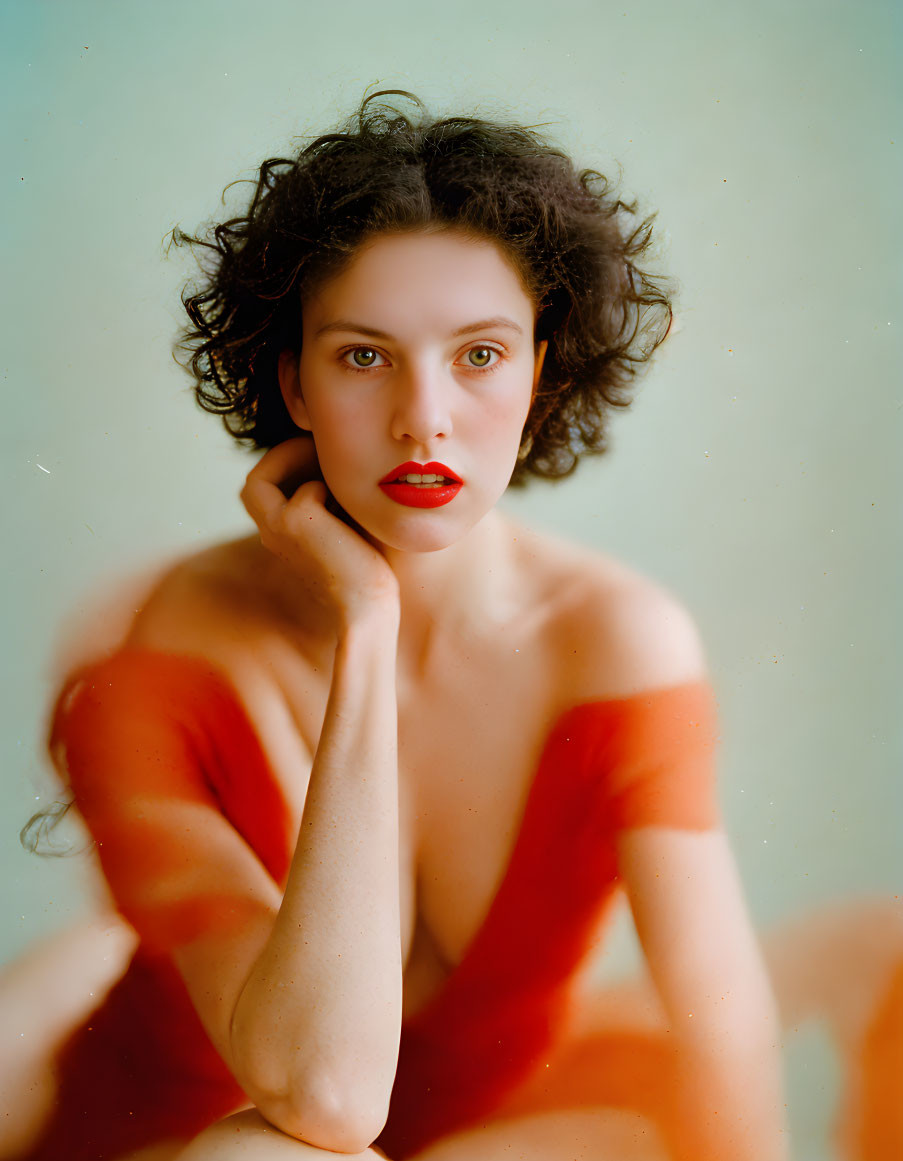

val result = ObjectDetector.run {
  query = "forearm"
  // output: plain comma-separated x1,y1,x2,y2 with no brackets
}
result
231,610,402,1139
662,1025,790,1161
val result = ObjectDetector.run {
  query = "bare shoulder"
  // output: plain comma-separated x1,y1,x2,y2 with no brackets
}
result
125,535,289,658
511,520,709,700
48,535,270,683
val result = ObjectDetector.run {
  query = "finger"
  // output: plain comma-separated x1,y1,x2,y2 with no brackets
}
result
289,479,328,509
240,471,287,527
243,475,327,532
247,438,319,488
241,439,320,523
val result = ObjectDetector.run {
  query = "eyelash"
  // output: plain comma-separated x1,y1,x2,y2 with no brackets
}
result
337,344,507,376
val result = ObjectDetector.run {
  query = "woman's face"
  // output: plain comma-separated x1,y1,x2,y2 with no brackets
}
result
278,229,547,553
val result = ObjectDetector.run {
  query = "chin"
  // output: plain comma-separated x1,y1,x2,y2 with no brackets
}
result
326,470,510,553
338,494,492,555
367,514,474,555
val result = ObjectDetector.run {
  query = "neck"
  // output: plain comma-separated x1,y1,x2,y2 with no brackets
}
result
245,508,525,678
380,508,519,679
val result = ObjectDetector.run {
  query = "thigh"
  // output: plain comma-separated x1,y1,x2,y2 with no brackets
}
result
121,1146,188,1161
176,1108,660,1161
409,1108,665,1161
176,1110,388,1160
0,915,136,1157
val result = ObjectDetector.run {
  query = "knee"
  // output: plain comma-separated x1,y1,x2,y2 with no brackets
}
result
177,1108,388,1159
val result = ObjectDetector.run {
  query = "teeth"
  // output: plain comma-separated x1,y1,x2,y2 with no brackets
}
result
396,473,451,484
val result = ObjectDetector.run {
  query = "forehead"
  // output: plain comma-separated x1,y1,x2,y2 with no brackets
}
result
304,230,534,334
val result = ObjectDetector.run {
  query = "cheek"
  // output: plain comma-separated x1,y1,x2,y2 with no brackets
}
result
314,429,364,475
486,372,535,427
308,417,376,500
307,394,366,452
470,392,532,450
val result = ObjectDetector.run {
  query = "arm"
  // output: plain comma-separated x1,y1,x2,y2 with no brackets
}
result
617,827,789,1161
54,612,403,1153
55,443,406,1153
232,612,402,1141
175,612,403,1150
220,439,404,1147
578,577,789,1159
171,514,406,1143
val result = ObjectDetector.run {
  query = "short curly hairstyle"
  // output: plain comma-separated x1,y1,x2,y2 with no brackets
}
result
170,88,674,487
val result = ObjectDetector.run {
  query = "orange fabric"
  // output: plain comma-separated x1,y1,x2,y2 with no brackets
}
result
376,684,720,1158
850,958,903,1161
45,649,294,954
490,1028,678,1125
25,647,720,1160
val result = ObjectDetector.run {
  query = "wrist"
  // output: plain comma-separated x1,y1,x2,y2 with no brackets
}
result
663,1037,789,1161
337,604,400,649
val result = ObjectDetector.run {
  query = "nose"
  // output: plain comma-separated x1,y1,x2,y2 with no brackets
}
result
389,365,453,446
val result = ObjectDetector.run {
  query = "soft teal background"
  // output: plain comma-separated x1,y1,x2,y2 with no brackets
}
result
1,1,900,1156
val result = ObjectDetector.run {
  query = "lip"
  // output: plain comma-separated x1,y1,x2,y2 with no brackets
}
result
378,460,464,509
379,461,463,485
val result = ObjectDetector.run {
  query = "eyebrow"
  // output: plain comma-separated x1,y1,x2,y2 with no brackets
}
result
314,316,524,341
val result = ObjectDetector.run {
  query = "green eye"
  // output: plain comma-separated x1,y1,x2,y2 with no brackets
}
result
468,346,494,368
339,344,505,375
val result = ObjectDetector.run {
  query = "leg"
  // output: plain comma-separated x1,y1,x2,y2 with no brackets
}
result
759,894,903,1045
5,896,899,1160
175,1110,387,1160
762,895,903,1161
176,1107,663,1161
0,913,136,1158
568,893,903,1161
409,1109,665,1161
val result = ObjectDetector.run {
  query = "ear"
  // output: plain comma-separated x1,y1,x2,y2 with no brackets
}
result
277,348,313,432
532,339,548,402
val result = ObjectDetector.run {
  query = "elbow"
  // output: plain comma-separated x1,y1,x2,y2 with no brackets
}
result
229,1009,394,1150
255,1078,389,1154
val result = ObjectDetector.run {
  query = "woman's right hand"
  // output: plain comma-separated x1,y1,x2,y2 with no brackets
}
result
240,438,400,633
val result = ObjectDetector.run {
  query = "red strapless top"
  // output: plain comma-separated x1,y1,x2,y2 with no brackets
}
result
26,647,720,1160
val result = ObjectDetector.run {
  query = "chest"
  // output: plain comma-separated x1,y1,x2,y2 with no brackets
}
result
396,660,562,968
242,620,569,1013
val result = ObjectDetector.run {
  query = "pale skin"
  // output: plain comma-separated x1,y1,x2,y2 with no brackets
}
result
5,904,900,1161
6,229,803,1159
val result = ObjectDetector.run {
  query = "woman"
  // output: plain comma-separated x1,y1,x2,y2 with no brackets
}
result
11,88,892,1161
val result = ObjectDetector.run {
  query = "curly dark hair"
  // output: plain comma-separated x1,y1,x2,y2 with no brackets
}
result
170,88,674,487
22,91,675,860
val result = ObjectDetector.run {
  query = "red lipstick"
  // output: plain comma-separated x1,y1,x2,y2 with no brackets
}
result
379,461,464,509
